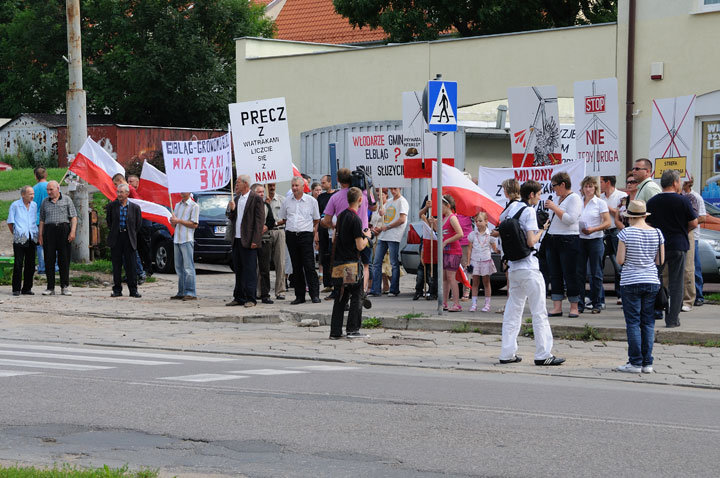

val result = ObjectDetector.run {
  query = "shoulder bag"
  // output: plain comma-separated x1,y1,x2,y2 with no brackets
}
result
653,229,669,314
330,215,362,285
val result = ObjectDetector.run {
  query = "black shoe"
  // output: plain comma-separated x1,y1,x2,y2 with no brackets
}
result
426,294,438,301
367,292,381,297
535,356,565,366
548,312,562,317
12,291,20,296
389,292,399,297
413,292,422,301
499,355,522,364
311,297,321,304
694,298,704,307
226,300,244,306
170,295,184,300
329,335,345,340
347,331,369,338
111,292,123,297
130,292,142,298
261,297,274,304
666,323,680,328
290,298,306,305
21,291,34,295
276,295,286,300
324,293,337,301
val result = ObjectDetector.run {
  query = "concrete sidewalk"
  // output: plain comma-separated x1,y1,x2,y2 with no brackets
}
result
1,270,719,389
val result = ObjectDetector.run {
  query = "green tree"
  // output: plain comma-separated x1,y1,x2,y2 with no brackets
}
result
0,0,274,128
332,0,617,43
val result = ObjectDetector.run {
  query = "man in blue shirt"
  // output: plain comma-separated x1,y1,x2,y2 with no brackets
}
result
32,167,55,274
7,186,38,295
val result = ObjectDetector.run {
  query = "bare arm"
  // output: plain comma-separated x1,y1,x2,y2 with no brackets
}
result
68,216,77,242
616,240,626,265
443,216,463,247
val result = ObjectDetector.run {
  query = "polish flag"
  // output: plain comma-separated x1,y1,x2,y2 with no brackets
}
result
139,161,181,208
292,164,311,193
404,157,454,179
69,137,124,200
431,164,503,226
129,198,175,235
455,265,471,289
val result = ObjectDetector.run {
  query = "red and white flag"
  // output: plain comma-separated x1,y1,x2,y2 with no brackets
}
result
129,198,175,235
139,160,181,208
455,265,471,289
432,164,503,226
69,137,124,200
292,164,311,193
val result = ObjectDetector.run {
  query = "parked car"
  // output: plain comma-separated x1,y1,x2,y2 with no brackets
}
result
701,200,720,231
150,191,232,273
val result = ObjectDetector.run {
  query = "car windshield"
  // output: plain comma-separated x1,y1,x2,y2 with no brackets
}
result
705,200,720,217
196,194,230,219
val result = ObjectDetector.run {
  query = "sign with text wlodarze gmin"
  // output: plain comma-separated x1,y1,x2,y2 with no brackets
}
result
229,97,292,184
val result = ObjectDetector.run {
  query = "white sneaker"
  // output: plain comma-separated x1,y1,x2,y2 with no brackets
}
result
61,287,72,296
681,305,692,312
42,289,55,296
616,363,642,373
641,365,654,374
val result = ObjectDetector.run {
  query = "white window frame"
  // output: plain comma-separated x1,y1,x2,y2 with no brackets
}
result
691,0,720,14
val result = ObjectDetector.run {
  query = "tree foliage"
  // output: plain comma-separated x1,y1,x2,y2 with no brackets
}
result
0,0,274,128
332,0,617,43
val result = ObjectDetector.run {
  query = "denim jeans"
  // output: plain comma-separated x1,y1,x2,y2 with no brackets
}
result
174,241,196,297
621,283,660,366
694,239,704,300
579,237,604,310
371,240,400,295
545,234,581,303
415,261,438,296
601,228,621,302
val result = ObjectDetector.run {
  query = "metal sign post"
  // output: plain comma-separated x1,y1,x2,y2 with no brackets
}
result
423,74,457,316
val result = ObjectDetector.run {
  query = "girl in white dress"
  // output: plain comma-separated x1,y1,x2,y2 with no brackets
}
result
468,212,498,312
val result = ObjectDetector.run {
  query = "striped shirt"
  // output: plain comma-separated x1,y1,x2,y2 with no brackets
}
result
618,227,664,286
39,193,77,224
173,198,200,244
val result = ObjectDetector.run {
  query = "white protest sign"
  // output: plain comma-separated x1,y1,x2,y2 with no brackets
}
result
229,97,292,184
161,133,232,193
478,160,586,210
574,78,620,176
560,124,577,163
508,85,562,168
347,132,410,188
401,91,454,179
649,94,696,180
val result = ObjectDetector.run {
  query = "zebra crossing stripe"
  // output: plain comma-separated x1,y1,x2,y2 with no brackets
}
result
227,369,308,376
0,370,41,377
158,374,248,383
292,365,361,371
0,350,178,366
0,343,234,362
0,359,113,371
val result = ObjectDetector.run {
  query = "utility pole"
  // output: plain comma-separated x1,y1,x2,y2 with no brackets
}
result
66,0,89,262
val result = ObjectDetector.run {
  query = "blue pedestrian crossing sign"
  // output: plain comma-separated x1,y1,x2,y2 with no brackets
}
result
427,80,457,132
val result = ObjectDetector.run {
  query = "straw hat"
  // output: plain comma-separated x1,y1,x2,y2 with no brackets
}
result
625,200,651,217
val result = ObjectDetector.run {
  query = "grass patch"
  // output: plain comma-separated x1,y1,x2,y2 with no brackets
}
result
688,340,720,347
0,168,66,192
69,274,103,287
0,464,157,477
520,317,534,338
451,322,470,333
361,317,382,329
71,259,113,274
398,312,425,319
0,199,11,221
562,324,608,342
704,293,720,303
145,276,156,283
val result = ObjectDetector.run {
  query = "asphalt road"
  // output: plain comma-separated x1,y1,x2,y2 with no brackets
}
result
0,342,718,477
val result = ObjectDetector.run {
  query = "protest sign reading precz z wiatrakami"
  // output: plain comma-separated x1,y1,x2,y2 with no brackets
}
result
162,133,232,193
229,97,293,184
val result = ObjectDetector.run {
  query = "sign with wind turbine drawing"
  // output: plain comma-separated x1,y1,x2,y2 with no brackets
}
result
574,78,620,176
649,94,696,180
508,85,562,168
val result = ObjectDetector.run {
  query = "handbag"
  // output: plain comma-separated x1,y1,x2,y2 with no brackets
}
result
653,229,669,315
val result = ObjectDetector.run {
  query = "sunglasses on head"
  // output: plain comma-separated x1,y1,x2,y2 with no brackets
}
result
627,180,638,184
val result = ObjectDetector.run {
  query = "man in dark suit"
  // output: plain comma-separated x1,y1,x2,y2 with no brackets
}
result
226,174,265,307
106,183,143,297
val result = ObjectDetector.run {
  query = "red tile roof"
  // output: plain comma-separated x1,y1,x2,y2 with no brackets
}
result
274,0,387,45
252,0,274,6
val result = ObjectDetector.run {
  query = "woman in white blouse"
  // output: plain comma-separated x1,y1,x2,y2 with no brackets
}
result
578,176,611,314
545,172,583,318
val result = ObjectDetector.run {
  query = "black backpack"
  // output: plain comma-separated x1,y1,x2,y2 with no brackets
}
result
497,205,535,262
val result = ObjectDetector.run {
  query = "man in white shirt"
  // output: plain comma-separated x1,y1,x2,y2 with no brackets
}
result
600,176,628,305
369,187,408,297
264,183,287,300
278,176,321,304
499,180,564,366
170,192,199,300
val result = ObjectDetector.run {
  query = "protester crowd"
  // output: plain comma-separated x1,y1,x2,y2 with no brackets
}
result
6,160,708,371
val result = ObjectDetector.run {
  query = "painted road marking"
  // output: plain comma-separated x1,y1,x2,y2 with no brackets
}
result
0,370,42,378
0,359,113,371
292,365,362,371
0,343,234,362
227,369,308,376
159,374,248,383
0,350,178,366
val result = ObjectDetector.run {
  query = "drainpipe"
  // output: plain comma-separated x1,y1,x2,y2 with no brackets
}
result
625,0,636,173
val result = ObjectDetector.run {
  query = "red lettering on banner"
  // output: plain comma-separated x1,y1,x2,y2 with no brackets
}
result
585,95,606,114
200,170,208,189
173,158,181,169
586,129,605,145
352,135,386,147
255,170,277,182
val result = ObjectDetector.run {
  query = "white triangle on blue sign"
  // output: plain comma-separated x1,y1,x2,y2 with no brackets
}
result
430,83,456,126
